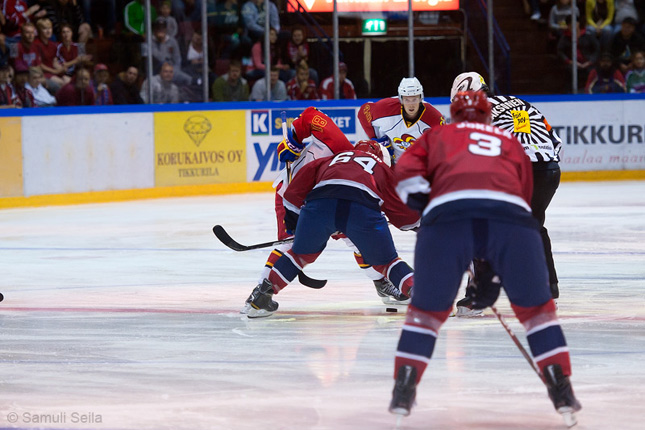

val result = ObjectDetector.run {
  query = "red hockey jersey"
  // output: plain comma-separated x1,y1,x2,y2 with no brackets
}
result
395,122,533,222
288,107,355,179
284,150,419,230
358,97,445,160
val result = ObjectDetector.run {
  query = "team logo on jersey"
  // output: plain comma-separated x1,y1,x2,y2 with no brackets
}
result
312,114,328,131
184,115,212,146
393,134,416,151
511,110,531,134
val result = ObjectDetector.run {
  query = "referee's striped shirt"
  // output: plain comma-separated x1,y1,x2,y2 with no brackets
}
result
489,95,562,163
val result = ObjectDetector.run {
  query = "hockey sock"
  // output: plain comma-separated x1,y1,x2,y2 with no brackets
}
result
394,304,452,382
353,252,385,281
268,249,321,292
511,300,572,376
374,258,414,296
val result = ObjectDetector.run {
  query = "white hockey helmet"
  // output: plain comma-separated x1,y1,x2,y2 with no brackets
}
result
450,72,490,102
398,77,424,101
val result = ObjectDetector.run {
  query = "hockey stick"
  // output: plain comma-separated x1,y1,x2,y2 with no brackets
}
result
213,225,293,251
490,305,547,385
212,225,327,289
281,111,293,184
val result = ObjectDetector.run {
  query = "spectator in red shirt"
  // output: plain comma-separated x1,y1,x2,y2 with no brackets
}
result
286,62,319,100
13,23,41,70
33,17,68,92
12,63,35,107
56,23,91,77
92,63,113,105
319,62,357,100
56,66,94,106
2,0,46,38
0,63,18,107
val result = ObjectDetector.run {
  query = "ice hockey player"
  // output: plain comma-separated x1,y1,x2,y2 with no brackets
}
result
242,108,407,313
354,77,444,302
449,72,563,316
389,91,581,425
357,77,445,163
245,140,419,318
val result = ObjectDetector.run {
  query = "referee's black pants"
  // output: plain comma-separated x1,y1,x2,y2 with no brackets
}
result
531,161,561,297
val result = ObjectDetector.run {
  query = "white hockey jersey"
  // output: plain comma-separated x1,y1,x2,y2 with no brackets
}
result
489,95,562,163
358,97,445,160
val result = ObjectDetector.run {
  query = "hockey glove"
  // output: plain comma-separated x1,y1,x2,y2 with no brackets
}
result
375,135,395,159
465,259,502,309
277,129,304,163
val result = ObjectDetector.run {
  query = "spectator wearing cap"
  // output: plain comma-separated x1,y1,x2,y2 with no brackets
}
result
12,63,35,107
610,16,645,74
149,17,193,86
26,66,57,107
318,62,357,100
110,66,144,105
56,66,95,106
92,63,113,105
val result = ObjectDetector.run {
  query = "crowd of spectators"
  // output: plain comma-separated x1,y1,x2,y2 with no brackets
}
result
526,0,645,93
0,0,359,107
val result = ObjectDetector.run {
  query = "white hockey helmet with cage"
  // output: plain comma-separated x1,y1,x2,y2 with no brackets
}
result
450,72,490,102
398,77,424,101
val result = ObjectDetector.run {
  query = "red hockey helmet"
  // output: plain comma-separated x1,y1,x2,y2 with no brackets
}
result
450,90,492,124
354,140,391,167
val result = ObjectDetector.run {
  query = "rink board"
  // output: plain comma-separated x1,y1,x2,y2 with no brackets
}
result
0,94,643,206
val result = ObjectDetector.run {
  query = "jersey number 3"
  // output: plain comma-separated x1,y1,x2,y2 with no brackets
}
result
468,132,502,157
329,152,377,174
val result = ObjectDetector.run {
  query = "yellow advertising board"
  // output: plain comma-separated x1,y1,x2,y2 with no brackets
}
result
154,110,246,186
0,117,23,197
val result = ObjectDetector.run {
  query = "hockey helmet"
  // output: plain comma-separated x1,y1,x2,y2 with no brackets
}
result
398,77,424,101
450,72,490,102
355,140,391,167
450,91,492,124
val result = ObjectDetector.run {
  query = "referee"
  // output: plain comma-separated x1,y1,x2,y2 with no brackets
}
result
449,72,562,314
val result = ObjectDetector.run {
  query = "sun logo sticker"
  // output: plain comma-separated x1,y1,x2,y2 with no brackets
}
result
184,115,213,146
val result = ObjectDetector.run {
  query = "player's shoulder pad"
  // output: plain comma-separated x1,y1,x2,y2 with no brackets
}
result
368,97,402,119
420,102,446,125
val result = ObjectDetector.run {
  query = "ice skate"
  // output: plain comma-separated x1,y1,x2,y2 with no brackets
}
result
246,279,279,318
454,296,484,317
543,364,581,427
389,365,417,417
374,278,410,305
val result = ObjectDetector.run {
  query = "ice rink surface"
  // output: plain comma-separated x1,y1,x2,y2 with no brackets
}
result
1,181,644,430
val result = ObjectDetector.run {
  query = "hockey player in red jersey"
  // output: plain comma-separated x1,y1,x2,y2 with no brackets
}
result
450,72,563,316
355,78,444,302
245,140,419,318
357,77,445,163
389,91,581,424
242,107,355,314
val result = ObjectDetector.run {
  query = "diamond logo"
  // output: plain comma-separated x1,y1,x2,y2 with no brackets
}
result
184,115,212,147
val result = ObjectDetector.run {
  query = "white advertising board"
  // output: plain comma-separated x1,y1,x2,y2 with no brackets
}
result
22,113,154,196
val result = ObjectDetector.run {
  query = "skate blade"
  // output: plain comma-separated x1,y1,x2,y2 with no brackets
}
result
381,297,411,305
240,303,252,315
388,406,410,417
558,408,578,428
246,308,275,319
454,306,484,318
